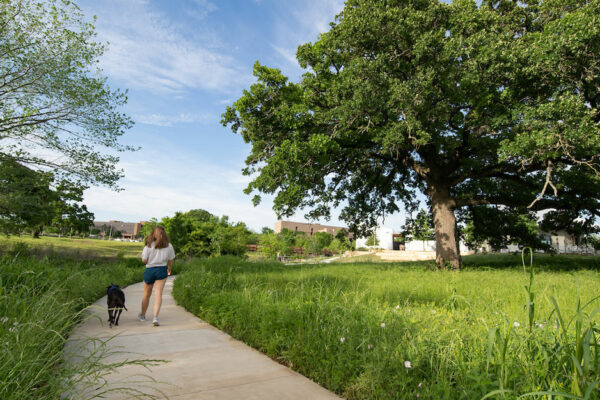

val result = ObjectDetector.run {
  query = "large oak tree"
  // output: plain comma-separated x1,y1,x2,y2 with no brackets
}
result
223,0,600,269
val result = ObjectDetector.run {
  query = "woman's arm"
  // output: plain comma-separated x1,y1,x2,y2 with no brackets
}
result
167,259,173,275
141,246,148,264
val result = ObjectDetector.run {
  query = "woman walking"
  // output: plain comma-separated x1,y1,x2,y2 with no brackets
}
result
140,226,175,326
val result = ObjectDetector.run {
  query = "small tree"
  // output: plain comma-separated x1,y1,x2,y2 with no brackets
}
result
402,209,435,242
259,232,280,259
329,237,352,254
365,232,380,247
261,227,274,235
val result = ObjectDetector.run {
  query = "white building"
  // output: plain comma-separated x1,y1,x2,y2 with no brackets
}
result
355,227,395,250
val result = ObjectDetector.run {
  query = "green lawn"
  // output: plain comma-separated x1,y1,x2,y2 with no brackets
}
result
0,235,144,258
173,255,600,399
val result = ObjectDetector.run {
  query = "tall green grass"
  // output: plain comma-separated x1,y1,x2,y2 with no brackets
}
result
172,255,600,399
0,242,155,399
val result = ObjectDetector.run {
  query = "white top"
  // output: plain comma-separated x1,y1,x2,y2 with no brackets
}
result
141,243,175,268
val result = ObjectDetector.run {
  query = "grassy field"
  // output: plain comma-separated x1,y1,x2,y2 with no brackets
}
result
0,242,151,400
173,254,600,399
0,235,143,258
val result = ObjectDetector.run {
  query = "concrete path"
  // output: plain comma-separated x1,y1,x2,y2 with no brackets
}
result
66,278,341,400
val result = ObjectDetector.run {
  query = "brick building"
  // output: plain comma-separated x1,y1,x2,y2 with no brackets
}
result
274,220,353,239
92,220,145,239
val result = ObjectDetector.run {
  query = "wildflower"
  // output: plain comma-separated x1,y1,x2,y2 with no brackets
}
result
381,323,386,328
4,342,8,346
0,317,7,324
185,284,190,288
404,361,412,368
12,321,17,326
431,310,437,314
418,383,422,388
513,321,520,328
416,395,420,398
536,323,544,328
8,327,15,333
340,337,345,343
368,344,374,350
395,305,400,310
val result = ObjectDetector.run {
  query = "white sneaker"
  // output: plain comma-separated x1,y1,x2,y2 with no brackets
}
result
152,317,160,326
137,313,146,322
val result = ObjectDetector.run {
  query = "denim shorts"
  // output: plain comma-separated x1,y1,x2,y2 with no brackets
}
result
143,266,168,284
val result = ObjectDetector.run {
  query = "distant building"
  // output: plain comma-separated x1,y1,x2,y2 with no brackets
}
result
274,220,353,239
355,227,395,250
92,220,145,239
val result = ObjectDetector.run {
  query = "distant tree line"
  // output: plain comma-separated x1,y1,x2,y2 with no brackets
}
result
142,209,254,258
142,209,354,259
0,160,94,237
259,229,353,259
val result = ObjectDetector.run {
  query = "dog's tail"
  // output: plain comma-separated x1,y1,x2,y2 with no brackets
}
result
123,305,128,311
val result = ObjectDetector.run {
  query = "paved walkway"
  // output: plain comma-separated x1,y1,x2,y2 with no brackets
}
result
66,278,341,400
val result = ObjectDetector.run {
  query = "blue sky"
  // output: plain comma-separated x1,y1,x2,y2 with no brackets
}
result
79,0,409,232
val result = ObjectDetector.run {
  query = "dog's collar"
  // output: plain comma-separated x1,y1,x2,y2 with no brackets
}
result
108,285,119,294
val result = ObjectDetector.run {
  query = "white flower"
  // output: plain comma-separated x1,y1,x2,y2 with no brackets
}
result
339,337,345,343
395,305,400,310
381,323,386,328
0,317,8,324
404,361,412,368
367,344,373,350
513,321,520,328
12,322,17,326
431,310,437,314
536,323,544,328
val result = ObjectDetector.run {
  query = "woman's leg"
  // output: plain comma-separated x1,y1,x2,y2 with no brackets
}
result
141,281,154,317
153,278,167,318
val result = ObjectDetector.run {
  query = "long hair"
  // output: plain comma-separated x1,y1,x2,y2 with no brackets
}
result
145,226,170,249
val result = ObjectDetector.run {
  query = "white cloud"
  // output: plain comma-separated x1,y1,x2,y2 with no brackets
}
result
134,112,214,127
271,44,299,68
83,152,277,231
84,150,410,232
87,1,248,95
271,0,345,72
290,0,345,40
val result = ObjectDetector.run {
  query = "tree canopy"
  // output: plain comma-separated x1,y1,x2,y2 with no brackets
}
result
0,159,94,236
143,209,253,258
0,0,133,187
223,0,600,269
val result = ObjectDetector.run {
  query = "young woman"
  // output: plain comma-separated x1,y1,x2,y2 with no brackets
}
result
140,226,175,326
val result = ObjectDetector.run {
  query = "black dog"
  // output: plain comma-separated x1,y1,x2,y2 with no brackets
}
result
107,284,127,328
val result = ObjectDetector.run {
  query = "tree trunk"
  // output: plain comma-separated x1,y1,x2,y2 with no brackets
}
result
430,186,461,270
